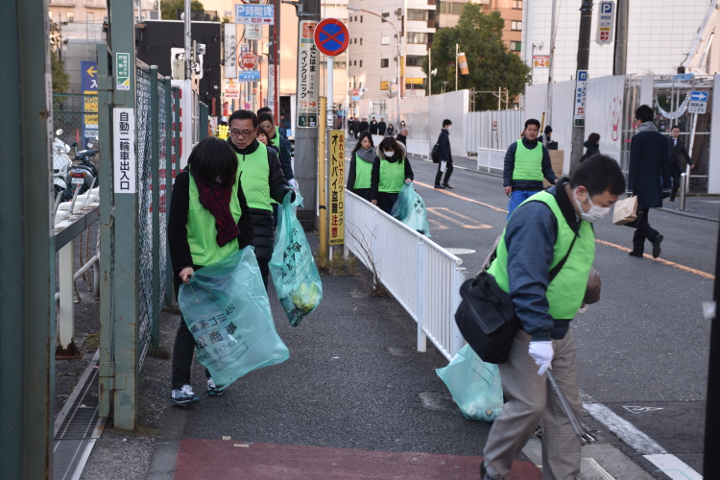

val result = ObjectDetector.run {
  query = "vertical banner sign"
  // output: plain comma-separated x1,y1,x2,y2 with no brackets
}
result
224,23,237,79
297,20,319,128
115,53,130,90
329,130,345,245
114,108,136,194
574,70,588,127
81,60,98,144
596,1,615,45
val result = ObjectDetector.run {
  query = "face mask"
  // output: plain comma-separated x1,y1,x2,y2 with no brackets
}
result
574,187,611,223
383,150,395,157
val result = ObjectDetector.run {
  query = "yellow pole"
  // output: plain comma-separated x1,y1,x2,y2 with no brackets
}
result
318,96,328,266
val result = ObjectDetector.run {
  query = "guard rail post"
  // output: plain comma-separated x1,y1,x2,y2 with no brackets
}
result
150,66,161,349
57,240,77,357
416,239,427,353
164,77,174,307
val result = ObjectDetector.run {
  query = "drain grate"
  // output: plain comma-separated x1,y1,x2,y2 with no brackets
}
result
578,458,615,480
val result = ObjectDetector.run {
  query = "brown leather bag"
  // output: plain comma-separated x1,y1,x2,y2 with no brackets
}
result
583,268,601,304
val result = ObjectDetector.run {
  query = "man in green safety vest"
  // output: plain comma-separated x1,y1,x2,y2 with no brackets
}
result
480,155,626,480
503,118,559,218
226,109,295,289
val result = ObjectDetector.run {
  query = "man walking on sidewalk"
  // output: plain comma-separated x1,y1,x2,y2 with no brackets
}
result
481,155,625,480
627,105,671,259
434,119,453,189
503,118,558,218
667,125,694,202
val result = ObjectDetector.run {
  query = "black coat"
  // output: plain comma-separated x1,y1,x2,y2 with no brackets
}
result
436,129,452,163
378,122,387,135
395,133,406,146
369,121,378,134
667,136,693,174
167,169,255,290
359,121,369,133
227,139,294,262
579,140,600,163
370,144,414,200
628,126,671,208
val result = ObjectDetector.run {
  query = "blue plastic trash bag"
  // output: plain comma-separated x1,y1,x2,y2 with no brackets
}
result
270,191,323,326
390,183,431,237
436,344,503,422
178,247,289,389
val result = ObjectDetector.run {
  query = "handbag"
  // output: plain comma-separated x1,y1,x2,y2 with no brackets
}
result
455,234,578,364
612,196,638,225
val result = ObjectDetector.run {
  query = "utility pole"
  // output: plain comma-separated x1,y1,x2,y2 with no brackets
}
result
569,0,593,174
613,0,628,76
286,0,321,231
705,220,720,479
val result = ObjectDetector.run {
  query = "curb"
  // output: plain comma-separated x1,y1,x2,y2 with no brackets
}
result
656,207,718,223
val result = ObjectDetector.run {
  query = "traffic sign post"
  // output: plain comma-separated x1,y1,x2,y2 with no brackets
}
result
689,91,708,114
239,51,258,70
235,4,274,24
596,1,615,45
574,70,588,127
314,19,350,130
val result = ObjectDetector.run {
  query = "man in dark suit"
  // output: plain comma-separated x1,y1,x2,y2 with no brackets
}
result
359,117,369,134
369,117,378,135
627,105,671,259
667,125,694,201
378,118,387,136
434,119,454,189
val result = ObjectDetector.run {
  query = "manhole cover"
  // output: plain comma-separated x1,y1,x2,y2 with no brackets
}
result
445,248,476,255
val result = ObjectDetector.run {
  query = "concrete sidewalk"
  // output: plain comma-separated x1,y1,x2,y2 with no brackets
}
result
79,235,541,480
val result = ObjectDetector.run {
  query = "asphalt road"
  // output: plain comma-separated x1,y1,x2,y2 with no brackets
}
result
405,155,716,476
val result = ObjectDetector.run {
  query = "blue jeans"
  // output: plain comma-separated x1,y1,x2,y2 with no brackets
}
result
507,190,540,219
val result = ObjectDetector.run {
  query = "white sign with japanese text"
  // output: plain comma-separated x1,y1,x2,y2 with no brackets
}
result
296,20,319,128
574,70,588,127
114,108,136,194
235,4,274,24
224,23,237,79
596,1,615,45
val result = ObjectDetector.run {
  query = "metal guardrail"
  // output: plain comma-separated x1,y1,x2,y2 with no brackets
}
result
345,190,467,361
406,139,430,159
477,147,506,173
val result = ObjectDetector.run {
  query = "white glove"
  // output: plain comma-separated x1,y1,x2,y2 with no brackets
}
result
289,178,300,190
528,341,553,375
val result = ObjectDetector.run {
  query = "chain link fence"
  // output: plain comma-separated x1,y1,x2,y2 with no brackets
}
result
53,93,98,154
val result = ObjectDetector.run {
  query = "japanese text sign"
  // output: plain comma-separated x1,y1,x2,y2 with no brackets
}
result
114,108,136,194
329,130,345,245
297,20,319,128
235,4,274,24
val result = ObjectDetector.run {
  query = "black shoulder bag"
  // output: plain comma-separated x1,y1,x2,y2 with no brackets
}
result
454,233,578,364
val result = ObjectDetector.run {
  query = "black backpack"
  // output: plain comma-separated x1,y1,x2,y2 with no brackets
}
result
431,141,440,163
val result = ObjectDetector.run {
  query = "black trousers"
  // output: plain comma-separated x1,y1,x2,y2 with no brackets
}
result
377,192,399,214
670,169,682,201
632,207,660,254
434,160,453,186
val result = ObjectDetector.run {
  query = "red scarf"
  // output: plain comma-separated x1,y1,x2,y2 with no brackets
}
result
194,176,240,247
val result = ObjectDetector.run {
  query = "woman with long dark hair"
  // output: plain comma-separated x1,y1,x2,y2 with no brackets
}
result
167,137,254,405
346,131,378,201
371,136,414,214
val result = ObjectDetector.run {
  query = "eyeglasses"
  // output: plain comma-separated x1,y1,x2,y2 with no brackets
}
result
230,129,255,138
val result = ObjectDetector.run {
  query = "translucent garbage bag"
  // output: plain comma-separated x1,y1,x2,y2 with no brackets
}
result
390,183,431,237
270,191,323,326
178,246,290,389
436,344,503,422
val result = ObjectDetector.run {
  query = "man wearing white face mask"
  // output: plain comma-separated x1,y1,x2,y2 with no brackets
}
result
480,155,625,480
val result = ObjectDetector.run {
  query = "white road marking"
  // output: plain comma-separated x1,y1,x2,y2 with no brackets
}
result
643,454,703,480
622,406,664,414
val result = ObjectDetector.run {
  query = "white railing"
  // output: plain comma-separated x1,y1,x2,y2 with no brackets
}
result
477,147,506,173
406,139,430,159
345,191,467,361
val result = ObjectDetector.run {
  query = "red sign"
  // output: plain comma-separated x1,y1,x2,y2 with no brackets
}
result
314,18,349,57
240,51,258,70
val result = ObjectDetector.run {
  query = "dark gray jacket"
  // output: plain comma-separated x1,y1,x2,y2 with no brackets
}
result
628,123,671,208
436,129,452,163
503,138,557,191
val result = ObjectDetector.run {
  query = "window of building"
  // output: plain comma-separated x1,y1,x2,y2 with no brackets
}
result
87,12,94,21
382,12,390,18
360,38,363,45
360,15,363,22
510,41,521,51
381,36,389,45
334,61,347,69
349,16,351,22
354,38,357,44
381,58,389,68
512,0,523,9
67,11,74,23
354,16,357,21
406,32,428,44
407,9,428,21
359,60,363,67
406,55,424,67
452,3,464,15
48,10,53,21
511,20,522,31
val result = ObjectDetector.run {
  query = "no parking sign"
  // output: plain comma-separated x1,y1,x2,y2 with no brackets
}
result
314,18,349,57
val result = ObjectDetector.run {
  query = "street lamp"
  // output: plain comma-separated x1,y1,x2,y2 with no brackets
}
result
347,6,401,122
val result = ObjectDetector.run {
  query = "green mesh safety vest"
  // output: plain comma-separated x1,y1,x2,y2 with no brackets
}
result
269,126,281,149
235,142,272,212
487,191,595,320
379,158,406,193
512,139,544,182
186,169,243,266
353,153,373,189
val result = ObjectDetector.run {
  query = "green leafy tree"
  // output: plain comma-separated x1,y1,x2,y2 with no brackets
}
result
161,0,205,20
423,3,530,110
51,49,70,93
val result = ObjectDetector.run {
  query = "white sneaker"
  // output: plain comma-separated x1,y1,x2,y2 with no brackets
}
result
170,384,199,405
206,377,224,397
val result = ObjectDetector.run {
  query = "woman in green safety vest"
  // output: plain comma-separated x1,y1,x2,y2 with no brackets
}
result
167,137,254,405
370,136,414,214
346,131,378,201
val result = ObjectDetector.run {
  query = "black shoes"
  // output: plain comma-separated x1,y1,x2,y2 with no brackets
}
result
652,235,663,258
442,184,453,189
480,461,495,480
434,185,445,189
628,251,643,257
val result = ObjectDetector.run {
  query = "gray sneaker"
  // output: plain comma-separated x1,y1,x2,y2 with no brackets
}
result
206,378,224,397
170,384,199,405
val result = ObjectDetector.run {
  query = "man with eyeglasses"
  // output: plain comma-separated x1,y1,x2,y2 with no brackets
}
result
226,109,295,289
